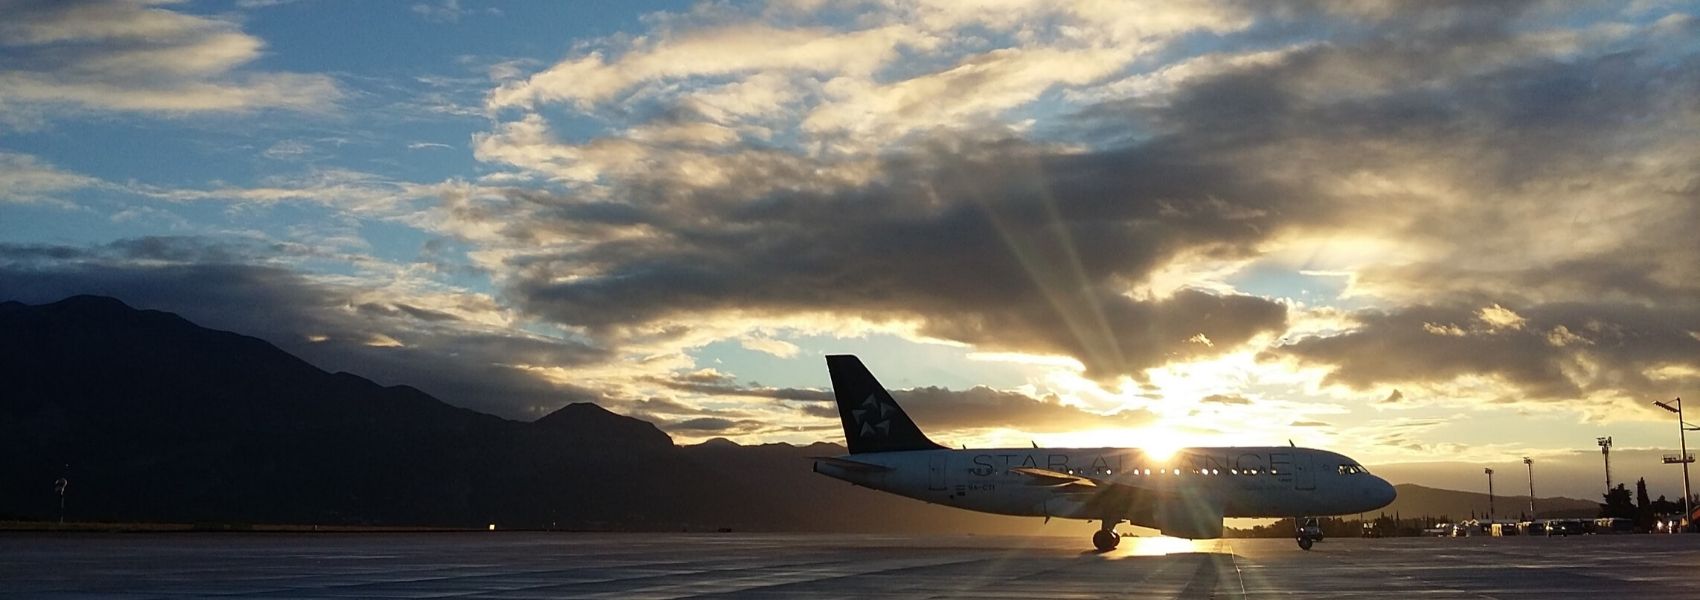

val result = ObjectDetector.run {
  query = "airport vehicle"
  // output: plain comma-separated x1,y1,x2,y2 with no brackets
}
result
1543,519,1586,536
811,355,1397,550
1593,517,1634,534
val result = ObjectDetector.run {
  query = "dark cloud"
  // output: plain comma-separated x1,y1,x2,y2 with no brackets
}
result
0,238,608,419
1201,394,1253,405
1108,6,1700,407
499,118,1296,379
668,417,743,432
645,372,835,403
1273,302,1700,407
896,386,1157,433
647,370,1156,434
355,302,463,323
479,4,1699,391
619,395,838,438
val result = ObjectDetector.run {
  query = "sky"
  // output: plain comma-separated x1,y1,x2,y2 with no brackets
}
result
2,0,1698,501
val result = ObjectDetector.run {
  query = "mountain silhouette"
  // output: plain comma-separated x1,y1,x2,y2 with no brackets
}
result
0,296,1051,532
1381,484,1601,521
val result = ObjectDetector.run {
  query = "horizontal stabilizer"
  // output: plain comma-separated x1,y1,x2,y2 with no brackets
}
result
811,456,892,472
1009,467,1098,488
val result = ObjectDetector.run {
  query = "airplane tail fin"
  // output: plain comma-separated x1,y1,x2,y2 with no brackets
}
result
826,355,945,454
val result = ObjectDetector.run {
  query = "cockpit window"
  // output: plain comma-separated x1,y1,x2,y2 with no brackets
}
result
1338,464,1368,475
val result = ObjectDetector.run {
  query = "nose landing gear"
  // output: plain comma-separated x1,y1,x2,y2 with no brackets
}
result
1295,516,1322,550
1092,520,1121,551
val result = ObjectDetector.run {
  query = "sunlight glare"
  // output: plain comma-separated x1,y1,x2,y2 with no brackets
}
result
1112,535,1205,558
1137,428,1185,462
1043,427,1188,460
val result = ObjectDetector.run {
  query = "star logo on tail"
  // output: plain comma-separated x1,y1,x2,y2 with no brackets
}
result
853,392,894,438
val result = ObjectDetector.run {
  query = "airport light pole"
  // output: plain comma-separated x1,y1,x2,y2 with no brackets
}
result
1654,398,1694,530
1523,457,1535,519
1598,436,1613,494
1484,468,1495,519
54,477,67,525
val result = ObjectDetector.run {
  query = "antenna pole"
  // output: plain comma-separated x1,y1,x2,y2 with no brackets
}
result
1484,468,1495,519
1682,398,1693,531
1523,457,1535,519
1598,436,1613,494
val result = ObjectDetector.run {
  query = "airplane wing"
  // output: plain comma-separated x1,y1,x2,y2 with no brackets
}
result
810,456,892,472
1012,467,1225,539
1008,467,1098,488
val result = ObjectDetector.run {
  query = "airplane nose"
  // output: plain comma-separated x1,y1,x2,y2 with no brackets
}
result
1371,477,1396,509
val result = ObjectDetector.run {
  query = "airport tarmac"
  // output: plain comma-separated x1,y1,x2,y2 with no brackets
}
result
3,532,1699,599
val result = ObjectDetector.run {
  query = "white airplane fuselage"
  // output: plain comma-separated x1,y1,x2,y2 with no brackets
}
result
816,446,1395,524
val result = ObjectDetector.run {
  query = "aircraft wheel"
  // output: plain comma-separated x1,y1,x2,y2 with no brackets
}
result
1297,537,1314,551
1092,529,1121,551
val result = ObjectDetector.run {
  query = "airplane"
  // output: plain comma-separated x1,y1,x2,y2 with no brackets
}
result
811,355,1396,550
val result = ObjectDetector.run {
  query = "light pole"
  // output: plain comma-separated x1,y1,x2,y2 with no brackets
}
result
1523,457,1535,520
1654,398,1694,530
1598,436,1613,493
1484,468,1495,520
53,477,68,525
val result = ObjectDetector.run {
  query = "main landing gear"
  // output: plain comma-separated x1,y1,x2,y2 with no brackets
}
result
1093,520,1121,551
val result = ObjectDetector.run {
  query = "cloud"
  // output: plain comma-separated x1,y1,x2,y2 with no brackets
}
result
667,417,745,432
467,4,1311,383
896,386,1157,433
646,369,1154,434
128,167,440,216
0,0,339,119
261,139,318,161
0,151,98,204
1080,4,1700,411
479,132,1295,379
452,1,1700,400
740,336,800,358
476,1,1257,185
646,370,834,404
0,237,608,419
485,23,913,111
410,0,498,23
1200,394,1252,406
1273,302,1700,409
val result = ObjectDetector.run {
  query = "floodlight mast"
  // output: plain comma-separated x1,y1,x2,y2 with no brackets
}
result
53,477,67,525
1654,398,1693,530
1598,436,1613,494
1484,468,1495,519
1523,457,1535,519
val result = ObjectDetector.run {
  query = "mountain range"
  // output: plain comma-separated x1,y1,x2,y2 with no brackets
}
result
0,296,1601,531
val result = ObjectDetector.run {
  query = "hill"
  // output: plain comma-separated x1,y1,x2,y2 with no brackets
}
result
0,296,1059,534
1382,484,1601,521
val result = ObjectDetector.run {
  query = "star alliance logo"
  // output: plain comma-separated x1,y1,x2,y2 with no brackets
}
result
852,392,895,437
